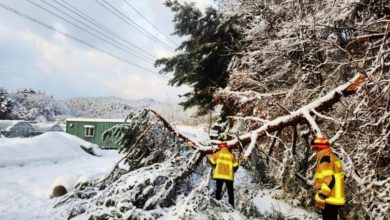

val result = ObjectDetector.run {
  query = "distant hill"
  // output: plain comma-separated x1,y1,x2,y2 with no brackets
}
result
5,88,165,122
59,96,163,119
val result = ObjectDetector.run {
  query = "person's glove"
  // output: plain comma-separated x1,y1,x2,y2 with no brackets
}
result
315,199,326,209
314,190,328,210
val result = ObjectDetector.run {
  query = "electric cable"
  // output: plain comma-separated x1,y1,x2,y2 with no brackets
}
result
0,2,160,75
54,0,157,60
122,0,178,47
28,0,154,63
96,0,175,50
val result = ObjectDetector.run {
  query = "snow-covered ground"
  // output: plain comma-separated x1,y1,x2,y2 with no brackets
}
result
0,127,319,220
175,125,210,144
253,190,319,219
0,132,121,220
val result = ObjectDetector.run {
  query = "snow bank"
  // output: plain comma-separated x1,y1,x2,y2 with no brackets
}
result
253,190,320,219
0,133,120,219
0,132,101,167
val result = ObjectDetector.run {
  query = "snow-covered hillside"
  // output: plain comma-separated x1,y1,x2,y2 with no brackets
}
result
2,88,170,122
59,96,163,119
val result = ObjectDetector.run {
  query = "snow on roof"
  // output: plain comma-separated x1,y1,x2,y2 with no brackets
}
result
0,132,101,167
0,120,30,131
0,133,120,219
66,118,126,123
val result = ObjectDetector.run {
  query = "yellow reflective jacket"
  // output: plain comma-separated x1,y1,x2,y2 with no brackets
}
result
314,148,345,206
209,148,239,181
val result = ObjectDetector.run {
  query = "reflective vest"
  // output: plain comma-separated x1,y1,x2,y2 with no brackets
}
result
314,148,345,205
209,148,239,181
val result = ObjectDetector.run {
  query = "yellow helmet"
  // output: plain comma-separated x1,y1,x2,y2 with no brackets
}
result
312,137,330,149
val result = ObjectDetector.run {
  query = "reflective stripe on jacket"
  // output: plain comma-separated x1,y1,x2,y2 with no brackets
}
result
314,148,345,205
209,148,239,181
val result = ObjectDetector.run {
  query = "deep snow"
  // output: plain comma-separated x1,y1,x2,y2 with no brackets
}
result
0,127,319,220
0,132,121,220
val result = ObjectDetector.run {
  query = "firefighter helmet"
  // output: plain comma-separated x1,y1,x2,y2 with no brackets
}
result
312,137,330,149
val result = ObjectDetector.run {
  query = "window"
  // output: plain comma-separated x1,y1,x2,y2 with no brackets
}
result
84,125,95,137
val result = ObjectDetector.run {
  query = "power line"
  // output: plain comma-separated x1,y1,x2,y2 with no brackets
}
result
95,0,175,50
144,0,173,27
54,0,157,60
44,0,155,62
28,0,154,63
0,2,159,75
122,0,178,47
45,0,156,62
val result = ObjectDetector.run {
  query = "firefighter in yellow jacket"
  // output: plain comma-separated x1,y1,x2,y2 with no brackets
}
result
209,141,239,207
312,137,345,220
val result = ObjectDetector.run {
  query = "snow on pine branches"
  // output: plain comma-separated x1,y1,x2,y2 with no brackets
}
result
213,0,390,218
55,109,238,219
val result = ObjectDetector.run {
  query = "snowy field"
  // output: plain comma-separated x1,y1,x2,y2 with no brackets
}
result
0,132,121,220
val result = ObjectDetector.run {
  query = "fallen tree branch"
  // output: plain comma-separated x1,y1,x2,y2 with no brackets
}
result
228,74,366,155
149,74,365,156
147,73,366,156
228,115,269,123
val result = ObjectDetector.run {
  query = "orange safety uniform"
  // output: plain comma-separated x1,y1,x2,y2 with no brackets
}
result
209,146,239,181
314,148,345,206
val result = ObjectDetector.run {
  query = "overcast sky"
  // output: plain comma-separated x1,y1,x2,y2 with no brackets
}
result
0,0,215,102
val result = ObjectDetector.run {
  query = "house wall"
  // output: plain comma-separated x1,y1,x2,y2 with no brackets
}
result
66,120,123,149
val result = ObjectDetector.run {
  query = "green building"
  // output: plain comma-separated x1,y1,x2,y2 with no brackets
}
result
65,118,126,149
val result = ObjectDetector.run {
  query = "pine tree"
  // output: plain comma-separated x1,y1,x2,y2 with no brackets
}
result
0,88,13,119
155,0,245,115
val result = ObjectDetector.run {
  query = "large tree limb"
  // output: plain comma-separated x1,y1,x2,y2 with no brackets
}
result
146,74,365,155
228,74,366,153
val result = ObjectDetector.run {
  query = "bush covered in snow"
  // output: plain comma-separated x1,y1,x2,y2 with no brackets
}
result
0,87,13,120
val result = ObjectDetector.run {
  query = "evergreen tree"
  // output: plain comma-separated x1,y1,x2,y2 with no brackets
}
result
0,88,13,119
155,0,244,115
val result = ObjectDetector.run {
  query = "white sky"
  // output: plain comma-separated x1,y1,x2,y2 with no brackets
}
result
0,0,216,103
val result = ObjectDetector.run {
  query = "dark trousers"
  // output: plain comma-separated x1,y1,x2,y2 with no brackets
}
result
215,179,234,207
322,204,340,220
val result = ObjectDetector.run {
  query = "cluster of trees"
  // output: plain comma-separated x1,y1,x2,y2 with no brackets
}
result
1,88,192,123
58,0,389,219
0,88,12,119
157,0,389,218
0,88,69,122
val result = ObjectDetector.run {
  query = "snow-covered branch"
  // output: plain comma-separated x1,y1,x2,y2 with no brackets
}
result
227,74,365,152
